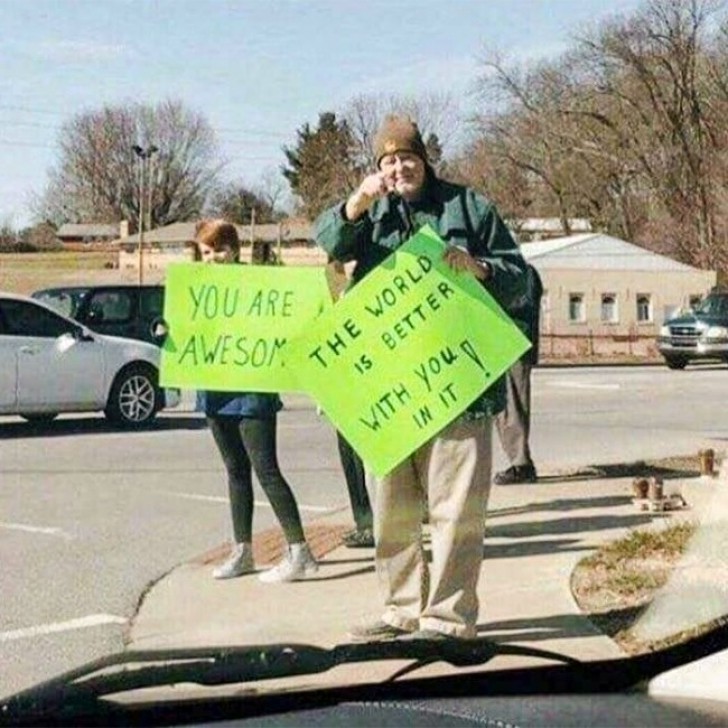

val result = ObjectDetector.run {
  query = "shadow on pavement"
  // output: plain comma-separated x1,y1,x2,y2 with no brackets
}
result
479,612,614,644
306,564,376,582
483,538,592,560
0,414,208,439
538,461,701,483
489,495,634,520
486,513,659,540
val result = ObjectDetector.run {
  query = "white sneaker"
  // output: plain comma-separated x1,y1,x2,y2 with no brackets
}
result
258,543,318,583
212,542,255,580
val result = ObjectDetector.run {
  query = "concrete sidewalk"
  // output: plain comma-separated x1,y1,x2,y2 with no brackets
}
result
127,470,714,689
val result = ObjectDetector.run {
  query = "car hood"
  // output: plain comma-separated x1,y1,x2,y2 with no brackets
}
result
665,314,725,327
94,332,161,363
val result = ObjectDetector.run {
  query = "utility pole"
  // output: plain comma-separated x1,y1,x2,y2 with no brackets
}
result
132,144,158,285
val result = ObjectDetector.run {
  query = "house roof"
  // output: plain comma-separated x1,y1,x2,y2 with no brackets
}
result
119,219,313,245
57,223,120,239
510,218,592,234
520,233,707,273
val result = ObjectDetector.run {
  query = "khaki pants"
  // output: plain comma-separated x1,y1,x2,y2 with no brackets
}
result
374,415,492,638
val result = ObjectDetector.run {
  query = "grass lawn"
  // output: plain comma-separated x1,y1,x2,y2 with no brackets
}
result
571,452,726,654
1,250,124,295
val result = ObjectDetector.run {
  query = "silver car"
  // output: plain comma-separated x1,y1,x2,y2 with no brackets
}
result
0,291,180,426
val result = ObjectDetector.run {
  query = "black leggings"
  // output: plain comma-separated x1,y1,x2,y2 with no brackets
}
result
208,415,305,544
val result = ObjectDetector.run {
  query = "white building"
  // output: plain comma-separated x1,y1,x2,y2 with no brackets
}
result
521,233,716,358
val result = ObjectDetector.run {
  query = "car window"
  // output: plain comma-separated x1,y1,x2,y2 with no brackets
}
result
140,288,164,317
694,295,728,316
34,289,87,318
6,1,728,723
0,299,76,338
87,291,134,323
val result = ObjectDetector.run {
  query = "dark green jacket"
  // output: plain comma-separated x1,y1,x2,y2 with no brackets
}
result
313,175,528,416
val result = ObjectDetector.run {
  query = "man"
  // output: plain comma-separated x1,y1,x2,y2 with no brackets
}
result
314,115,527,641
494,262,543,485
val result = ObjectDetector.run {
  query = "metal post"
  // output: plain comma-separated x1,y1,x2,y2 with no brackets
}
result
132,145,158,286
137,157,145,285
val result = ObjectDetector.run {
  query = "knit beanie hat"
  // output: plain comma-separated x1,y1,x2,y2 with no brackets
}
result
373,115,428,168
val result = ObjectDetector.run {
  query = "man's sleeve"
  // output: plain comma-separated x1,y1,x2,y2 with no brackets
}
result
466,192,528,311
313,202,371,263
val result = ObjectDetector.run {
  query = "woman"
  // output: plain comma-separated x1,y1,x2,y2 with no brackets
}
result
192,219,318,583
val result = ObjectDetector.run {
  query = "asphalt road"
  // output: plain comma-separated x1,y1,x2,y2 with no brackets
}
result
530,363,727,469
1,364,726,698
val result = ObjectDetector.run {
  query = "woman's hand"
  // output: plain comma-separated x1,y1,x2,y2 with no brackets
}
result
442,247,491,281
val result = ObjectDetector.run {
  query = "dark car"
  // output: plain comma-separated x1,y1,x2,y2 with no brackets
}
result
657,287,728,369
32,284,166,346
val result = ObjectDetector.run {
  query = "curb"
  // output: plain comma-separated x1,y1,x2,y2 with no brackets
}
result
193,522,352,568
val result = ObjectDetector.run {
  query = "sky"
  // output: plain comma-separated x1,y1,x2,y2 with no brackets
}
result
0,0,645,228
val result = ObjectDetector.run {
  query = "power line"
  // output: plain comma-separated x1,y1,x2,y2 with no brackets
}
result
217,128,290,139
0,104,64,116
0,140,55,149
0,120,60,130
0,104,292,139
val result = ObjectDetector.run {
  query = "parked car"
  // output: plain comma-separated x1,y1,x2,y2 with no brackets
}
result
0,291,179,426
657,287,728,369
31,284,166,346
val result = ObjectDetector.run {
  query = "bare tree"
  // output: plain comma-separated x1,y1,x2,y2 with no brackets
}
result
208,182,279,225
572,0,728,268
344,92,462,170
255,168,289,216
448,137,536,224
33,100,223,231
470,52,606,233
0,220,18,252
468,0,728,271
20,222,59,251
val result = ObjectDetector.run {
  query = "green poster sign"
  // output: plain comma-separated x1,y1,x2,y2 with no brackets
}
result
285,226,531,477
159,263,330,392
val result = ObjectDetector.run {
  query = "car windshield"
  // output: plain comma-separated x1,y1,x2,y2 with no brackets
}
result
694,295,728,317
3,0,728,722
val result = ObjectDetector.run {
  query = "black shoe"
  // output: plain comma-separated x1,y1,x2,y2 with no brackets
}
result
494,465,537,485
342,528,374,548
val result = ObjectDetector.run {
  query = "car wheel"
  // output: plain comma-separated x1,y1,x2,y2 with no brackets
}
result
20,413,58,425
104,363,159,426
664,357,688,370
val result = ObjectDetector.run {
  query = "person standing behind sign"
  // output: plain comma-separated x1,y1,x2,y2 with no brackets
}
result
494,262,543,485
313,115,526,641
192,219,318,583
325,259,375,549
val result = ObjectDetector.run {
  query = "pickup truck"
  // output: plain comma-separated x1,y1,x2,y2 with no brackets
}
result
657,289,728,369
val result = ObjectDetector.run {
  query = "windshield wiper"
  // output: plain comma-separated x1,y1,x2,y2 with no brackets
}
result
0,637,577,724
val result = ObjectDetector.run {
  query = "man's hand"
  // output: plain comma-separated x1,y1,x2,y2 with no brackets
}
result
442,247,491,281
345,171,395,221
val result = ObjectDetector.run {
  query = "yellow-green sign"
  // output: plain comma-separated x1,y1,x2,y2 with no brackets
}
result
285,226,531,476
159,263,330,392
